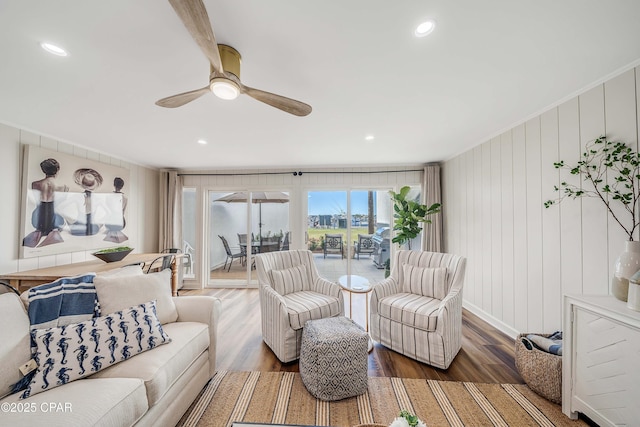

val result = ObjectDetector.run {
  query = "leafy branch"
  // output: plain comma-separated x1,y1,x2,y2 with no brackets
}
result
389,186,441,249
544,136,640,240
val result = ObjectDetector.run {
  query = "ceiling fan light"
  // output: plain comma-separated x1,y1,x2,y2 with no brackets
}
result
210,80,239,100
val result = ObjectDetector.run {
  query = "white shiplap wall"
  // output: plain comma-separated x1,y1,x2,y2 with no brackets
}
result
443,67,640,337
0,123,160,275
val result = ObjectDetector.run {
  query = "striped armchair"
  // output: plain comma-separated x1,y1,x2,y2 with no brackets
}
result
256,250,345,363
370,250,466,369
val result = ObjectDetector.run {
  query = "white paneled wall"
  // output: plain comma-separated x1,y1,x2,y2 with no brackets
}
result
0,123,159,275
443,67,640,336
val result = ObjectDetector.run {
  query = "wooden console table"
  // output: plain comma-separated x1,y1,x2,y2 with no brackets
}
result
0,253,183,296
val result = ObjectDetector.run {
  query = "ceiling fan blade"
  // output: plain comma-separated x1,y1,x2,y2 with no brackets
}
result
156,86,210,108
241,84,312,117
168,0,224,73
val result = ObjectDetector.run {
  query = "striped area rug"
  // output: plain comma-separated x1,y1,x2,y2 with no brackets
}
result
177,371,586,427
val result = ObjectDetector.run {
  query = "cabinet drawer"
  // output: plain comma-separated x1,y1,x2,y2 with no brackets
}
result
574,308,640,425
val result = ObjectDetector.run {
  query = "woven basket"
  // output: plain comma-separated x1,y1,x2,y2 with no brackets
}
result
514,333,562,404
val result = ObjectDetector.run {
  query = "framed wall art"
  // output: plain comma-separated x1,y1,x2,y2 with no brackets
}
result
20,145,131,259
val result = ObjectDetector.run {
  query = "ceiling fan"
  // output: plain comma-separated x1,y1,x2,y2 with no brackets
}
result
156,0,312,116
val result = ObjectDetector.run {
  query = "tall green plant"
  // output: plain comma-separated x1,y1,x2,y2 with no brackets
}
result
389,186,441,249
544,135,640,241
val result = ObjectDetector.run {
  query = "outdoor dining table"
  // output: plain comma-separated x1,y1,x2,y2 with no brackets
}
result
240,241,280,254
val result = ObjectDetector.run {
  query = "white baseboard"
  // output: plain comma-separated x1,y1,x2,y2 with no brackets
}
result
462,300,520,340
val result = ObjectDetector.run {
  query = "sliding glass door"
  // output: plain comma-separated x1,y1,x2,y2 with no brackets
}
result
307,189,390,285
207,190,289,287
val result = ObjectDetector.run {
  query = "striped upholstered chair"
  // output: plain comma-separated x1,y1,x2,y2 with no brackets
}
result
255,250,345,363
370,250,466,369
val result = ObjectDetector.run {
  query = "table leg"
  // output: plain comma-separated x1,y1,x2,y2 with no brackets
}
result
170,260,178,297
365,292,369,332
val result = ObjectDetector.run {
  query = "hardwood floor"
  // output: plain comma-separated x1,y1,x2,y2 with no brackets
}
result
180,288,524,384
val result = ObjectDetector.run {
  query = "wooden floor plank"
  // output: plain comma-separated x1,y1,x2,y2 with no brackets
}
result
181,288,525,384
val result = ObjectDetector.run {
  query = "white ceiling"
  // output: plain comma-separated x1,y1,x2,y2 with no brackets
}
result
1,1,640,170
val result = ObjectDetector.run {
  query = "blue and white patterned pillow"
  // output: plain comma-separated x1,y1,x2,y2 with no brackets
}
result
21,300,170,399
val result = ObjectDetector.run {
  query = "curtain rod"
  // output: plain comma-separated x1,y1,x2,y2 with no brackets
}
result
178,169,423,177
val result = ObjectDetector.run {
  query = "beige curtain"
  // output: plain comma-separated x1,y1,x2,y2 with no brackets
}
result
422,163,443,252
158,170,182,251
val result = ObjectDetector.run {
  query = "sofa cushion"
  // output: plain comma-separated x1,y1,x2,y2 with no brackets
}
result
401,264,447,300
1,377,148,427
0,293,31,400
89,321,209,406
94,269,178,324
378,293,441,332
270,264,310,296
22,300,170,398
282,291,343,330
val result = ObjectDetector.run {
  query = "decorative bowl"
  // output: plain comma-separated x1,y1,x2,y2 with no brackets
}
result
92,247,133,263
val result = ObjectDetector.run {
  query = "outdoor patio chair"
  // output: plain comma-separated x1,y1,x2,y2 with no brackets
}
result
256,250,345,362
354,233,374,259
219,235,245,271
370,250,467,369
324,233,344,259
280,231,290,250
183,241,194,275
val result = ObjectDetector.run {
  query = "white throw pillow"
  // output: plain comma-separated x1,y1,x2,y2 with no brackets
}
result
401,264,448,300
94,269,178,324
97,264,144,278
270,264,310,295
21,300,170,399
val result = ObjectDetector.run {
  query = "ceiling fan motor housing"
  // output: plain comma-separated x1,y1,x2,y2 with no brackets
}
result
214,44,241,79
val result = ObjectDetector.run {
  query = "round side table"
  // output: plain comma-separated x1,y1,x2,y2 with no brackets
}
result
338,274,374,352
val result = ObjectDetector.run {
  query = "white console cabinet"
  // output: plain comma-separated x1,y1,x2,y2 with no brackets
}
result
563,295,640,426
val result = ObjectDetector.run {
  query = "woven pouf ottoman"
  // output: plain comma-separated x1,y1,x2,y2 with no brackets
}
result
299,316,369,401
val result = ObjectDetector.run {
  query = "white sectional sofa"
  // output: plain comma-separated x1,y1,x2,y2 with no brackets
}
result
0,289,221,427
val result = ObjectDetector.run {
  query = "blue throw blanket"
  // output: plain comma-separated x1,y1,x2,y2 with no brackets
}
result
27,273,99,329
523,331,562,356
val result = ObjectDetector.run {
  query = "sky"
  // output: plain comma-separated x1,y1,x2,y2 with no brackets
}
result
307,191,376,216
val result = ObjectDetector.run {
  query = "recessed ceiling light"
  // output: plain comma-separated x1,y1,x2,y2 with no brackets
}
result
40,42,68,56
197,139,208,145
415,20,436,37
365,135,375,142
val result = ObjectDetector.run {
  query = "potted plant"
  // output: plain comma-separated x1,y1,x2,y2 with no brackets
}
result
545,135,640,301
389,186,441,250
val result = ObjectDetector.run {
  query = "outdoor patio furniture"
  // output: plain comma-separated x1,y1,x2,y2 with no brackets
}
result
260,236,281,253
354,234,374,259
183,241,194,275
324,233,344,259
255,250,345,363
219,235,245,271
281,231,290,250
